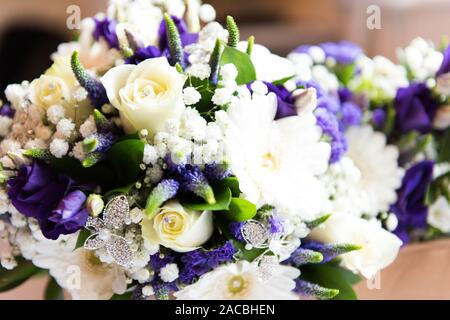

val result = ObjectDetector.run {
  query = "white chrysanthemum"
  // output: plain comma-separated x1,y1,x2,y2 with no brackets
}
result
225,90,330,221
32,234,127,300
345,126,404,216
174,261,299,300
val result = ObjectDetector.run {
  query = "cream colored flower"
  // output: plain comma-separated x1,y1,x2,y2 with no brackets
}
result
101,57,186,135
309,213,402,279
141,200,213,252
29,75,71,110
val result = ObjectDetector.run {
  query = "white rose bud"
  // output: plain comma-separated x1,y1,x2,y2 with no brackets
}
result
87,194,104,217
101,57,186,136
141,200,213,252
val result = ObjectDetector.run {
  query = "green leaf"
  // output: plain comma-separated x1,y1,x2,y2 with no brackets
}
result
48,156,114,189
104,182,135,199
0,257,41,292
299,262,360,300
107,139,145,186
271,75,295,86
220,177,240,197
219,46,256,85
306,214,331,229
182,185,232,211
110,291,133,300
223,198,257,222
438,128,450,162
186,76,216,119
44,277,64,300
75,228,91,250
117,132,140,142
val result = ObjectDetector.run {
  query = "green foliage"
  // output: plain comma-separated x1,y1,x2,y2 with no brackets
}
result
186,76,217,119
306,214,331,229
300,262,361,300
182,184,232,211
438,128,450,162
226,16,240,47
246,35,254,55
107,138,145,186
219,46,256,85
163,13,183,66
0,257,41,292
44,277,64,300
222,198,257,222
75,228,91,250
220,176,240,197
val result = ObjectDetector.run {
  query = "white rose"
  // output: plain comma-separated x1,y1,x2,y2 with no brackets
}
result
141,200,213,252
427,195,450,233
101,57,186,136
29,74,71,110
309,213,402,279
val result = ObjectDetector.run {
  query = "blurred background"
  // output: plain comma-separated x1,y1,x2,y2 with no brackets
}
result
0,0,449,97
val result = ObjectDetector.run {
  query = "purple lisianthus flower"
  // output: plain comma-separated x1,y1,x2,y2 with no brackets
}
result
394,83,438,134
125,45,163,65
265,82,297,119
93,17,119,49
7,161,92,240
437,44,450,76
47,190,89,239
0,104,15,118
391,161,434,244
319,41,362,65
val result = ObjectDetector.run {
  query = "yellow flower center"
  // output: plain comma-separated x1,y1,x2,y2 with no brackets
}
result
135,79,167,100
40,81,63,105
227,274,251,297
261,152,279,172
160,211,185,236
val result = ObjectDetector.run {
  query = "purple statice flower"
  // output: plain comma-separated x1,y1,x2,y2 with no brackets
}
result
93,17,119,49
340,102,362,129
372,108,386,129
147,252,179,296
314,107,347,163
0,104,14,118
229,222,244,241
203,163,231,182
437,44,450,76
268,214,284,235
125,45,163,65
391,161,434,244
7,161,93,239
178,242,236,284
319,41,362,65
394,83,438,134
166,159,214,204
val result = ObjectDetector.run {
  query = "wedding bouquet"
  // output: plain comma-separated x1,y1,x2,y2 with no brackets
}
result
0,0,404,300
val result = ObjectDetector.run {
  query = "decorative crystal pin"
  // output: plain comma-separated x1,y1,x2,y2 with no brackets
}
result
240,220,270,249
84,195,133,268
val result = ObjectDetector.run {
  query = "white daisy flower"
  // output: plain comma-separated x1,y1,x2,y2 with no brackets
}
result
345,125,404,216
225,90,330,221
174,261,299,300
